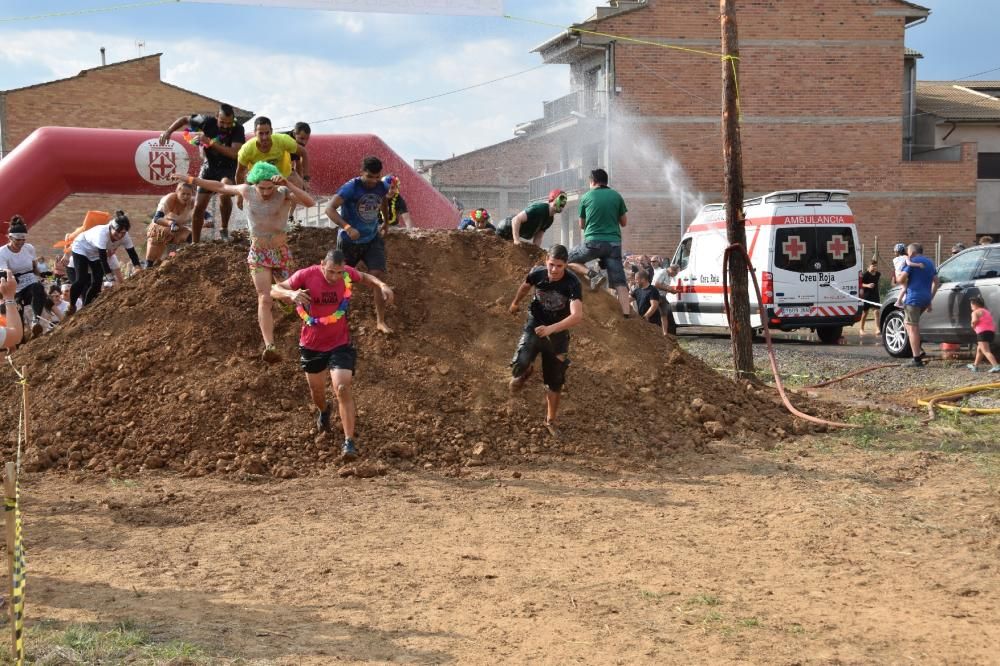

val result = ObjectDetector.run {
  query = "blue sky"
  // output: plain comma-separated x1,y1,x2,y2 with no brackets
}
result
0,0,994,163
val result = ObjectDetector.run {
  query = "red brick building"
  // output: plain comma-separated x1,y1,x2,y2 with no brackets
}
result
0,54,251,253
429,0,977,259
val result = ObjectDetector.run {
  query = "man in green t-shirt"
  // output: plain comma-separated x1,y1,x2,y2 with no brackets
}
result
496,189,567,246
567,168,631,317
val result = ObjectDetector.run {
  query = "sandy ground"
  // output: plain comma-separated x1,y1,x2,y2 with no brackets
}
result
16,435,999,665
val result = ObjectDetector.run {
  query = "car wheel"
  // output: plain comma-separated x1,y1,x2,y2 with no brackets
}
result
881,309,912,358
816,326,843,345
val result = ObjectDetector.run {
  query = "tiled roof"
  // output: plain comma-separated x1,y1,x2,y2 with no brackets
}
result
916,81,1000,121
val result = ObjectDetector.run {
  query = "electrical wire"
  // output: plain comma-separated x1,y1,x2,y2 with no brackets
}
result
0,0,177,23
298,63,548,127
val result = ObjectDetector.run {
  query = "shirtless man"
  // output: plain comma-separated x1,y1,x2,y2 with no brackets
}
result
176,162,315,362
145,181,195,267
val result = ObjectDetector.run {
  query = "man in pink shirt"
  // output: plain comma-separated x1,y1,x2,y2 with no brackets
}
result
271,248,395,460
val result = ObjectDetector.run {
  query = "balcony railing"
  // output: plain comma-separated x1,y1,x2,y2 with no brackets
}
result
543,91,582,125
528,167,585,201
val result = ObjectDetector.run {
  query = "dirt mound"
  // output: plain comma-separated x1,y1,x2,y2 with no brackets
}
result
2,228,800,478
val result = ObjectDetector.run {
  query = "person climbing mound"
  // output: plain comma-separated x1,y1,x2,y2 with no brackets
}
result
379,175,414,231
326,156,394,335
271,248,395,461
458,208,495,232
145,180,196,268
175,162,315,363
508,244,584,438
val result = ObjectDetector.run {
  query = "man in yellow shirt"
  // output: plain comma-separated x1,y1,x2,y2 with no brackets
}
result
236,116,309,184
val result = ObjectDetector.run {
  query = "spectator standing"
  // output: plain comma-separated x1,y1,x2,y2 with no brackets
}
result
631,269,662,328
859,261,882,335
652,263,680,335
0,216,47,336
897,243,939,367
0,270,24,351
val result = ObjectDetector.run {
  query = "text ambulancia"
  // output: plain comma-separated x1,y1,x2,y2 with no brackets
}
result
666,189,862,344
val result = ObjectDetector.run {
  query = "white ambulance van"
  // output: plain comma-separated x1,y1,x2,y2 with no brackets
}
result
666,189,862,344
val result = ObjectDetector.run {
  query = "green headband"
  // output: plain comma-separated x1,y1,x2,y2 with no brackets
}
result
247,161,280,184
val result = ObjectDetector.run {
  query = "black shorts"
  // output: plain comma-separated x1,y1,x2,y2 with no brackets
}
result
977,331,995,344
511,325,571,392
337,233,387,272
495,217,514,241
299,344,357,374
198,163,238,194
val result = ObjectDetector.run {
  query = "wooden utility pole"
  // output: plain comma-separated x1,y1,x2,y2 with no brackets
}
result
721,0,755,379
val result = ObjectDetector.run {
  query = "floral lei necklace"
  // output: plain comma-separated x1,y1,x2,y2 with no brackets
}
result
295,271,353,326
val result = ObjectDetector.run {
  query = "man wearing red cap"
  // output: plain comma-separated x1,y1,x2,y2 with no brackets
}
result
496,189,568,247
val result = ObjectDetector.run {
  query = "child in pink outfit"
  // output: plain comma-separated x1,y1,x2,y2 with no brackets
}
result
968,295,1000,372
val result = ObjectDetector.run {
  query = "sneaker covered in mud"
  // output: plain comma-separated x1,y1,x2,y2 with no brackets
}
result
589,271,607,291
909,357,925,368
262,344,282,364
543,420,560,439
341,438,359,461
316,408,331,432
219,229,230,242
31,321,43,337
508,364,534,392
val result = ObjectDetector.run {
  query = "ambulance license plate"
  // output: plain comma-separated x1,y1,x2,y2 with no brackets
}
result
779,306,811,316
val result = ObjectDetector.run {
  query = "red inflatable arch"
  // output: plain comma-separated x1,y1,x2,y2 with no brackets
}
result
0,127,460,242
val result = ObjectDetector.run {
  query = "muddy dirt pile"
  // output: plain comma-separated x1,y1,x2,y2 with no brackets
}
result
2,228,803,478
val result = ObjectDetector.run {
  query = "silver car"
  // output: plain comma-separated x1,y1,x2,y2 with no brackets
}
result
880,243,1000,357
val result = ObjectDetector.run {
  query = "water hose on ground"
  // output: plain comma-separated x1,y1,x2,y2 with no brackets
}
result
721,243,855,429
917,382,1000,422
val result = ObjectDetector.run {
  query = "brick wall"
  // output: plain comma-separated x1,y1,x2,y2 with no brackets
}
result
1,54,238,250
427,134,560,188
598,0,977,257
432,0,978,261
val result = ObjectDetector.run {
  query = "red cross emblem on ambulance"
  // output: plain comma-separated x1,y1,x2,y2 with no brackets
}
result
147,146,177,181
826,234,849,260
782,235,807,261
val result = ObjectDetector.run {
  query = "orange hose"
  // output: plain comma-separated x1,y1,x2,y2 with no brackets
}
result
721,243,856,429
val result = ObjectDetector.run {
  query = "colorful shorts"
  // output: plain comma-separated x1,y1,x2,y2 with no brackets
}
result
248,243,292,281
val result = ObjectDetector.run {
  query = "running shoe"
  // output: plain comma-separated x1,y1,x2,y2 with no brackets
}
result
341,438,359,461
262,344,282,364
219,230,230,242
589,272,607,291
909,357,925,368
544,420,561,439
967,364,979,372
316,407,331,432
508,364,534,392
990,365,1000,374
31,321,43,337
